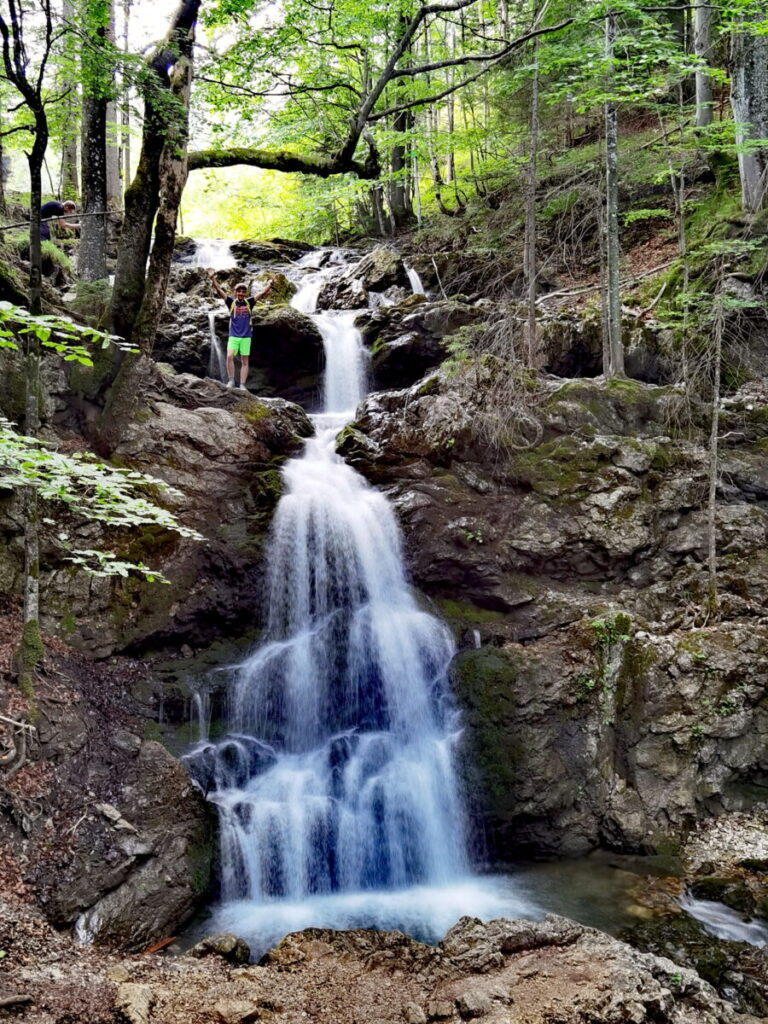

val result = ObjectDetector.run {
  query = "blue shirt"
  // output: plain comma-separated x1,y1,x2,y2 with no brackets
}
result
225,296,255,338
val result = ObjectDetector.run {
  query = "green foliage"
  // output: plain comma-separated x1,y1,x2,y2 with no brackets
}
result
591,613,632,649
0,300,132,364
0,416,203,583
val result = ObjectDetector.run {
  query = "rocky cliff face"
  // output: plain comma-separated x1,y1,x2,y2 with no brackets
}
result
338,370,768,857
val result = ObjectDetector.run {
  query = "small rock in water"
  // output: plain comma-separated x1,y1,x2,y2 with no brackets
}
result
190,932,251,965
115,982,153,1024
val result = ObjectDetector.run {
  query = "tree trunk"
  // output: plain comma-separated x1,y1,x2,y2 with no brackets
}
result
525,34,539,365
80,93,108,280
99,0,199,453
389,108,414,229
61,0,80,200
21,119,48,703
108,0,201,348
706,288,723,619
80,0,111,282
120,0,131,186
604,13,623,377
730,22,768,213
106,0,121,208
694,0,713,129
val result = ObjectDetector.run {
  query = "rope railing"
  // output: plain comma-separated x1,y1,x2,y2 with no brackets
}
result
0,209,112,233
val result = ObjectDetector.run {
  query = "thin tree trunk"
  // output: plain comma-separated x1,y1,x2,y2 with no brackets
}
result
694,0,713,129
604,12,623,377
106,0,121,208
61,0,79,199
108,0,200,347
80,0,110,281
120,0,131,186
80,93,108,279
706,288,723,619
99,0,199,453
525,33,539,365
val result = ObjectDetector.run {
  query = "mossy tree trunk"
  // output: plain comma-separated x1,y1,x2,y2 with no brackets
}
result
98,0,199,454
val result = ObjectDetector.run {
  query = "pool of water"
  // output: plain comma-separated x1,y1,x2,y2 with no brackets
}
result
182,850,713,960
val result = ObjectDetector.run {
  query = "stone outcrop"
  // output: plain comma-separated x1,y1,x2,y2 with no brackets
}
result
35,367,313,658
318,246,410,309
338,371,768,856
1,638,213,956
358,297,486,390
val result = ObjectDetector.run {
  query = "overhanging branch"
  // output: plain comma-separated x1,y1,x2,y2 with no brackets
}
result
188,140,379,179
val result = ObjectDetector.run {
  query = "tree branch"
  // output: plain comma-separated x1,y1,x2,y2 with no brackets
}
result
187,144,378,178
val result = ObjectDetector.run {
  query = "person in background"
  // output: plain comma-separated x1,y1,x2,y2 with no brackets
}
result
40,199,79,241
206,270,274,390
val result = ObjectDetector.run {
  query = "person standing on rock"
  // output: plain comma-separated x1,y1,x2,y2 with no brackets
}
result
207,271,274,390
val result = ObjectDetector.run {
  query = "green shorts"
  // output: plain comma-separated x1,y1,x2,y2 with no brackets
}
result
227,336,251,356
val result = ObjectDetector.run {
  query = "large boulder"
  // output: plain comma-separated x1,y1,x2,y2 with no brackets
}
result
318,247,409,309
358,298,486,390
247,306,325,408
63,741,213,951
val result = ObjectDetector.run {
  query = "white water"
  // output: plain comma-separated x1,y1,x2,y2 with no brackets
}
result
405,264,426,296
184,257,506,956
207,311,227,383
680,895,768,947
193,239,233,269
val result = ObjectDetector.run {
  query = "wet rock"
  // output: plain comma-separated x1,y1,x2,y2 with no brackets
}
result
340,373,768,854
247,305,324,408
191,932,251,965
318,247,409,308
359,299,486,391
62,740,212,951
229,238,315,266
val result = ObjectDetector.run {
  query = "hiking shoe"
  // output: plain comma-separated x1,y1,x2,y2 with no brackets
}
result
237,383,247,391
226,378,235,388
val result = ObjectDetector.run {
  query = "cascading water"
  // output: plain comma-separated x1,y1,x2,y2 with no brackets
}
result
405,263,427,296
207,311,228,383
193,238,233,269
184,257,527,954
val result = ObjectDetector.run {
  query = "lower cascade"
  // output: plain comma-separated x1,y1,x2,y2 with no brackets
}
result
184,271,513,953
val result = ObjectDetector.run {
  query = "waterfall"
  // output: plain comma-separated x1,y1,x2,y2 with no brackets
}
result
184,252,521,956
405,263,426,296
207,311,227,383
194,239,233,269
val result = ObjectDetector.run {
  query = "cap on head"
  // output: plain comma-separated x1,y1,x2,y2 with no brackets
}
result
235,283,247,293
